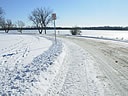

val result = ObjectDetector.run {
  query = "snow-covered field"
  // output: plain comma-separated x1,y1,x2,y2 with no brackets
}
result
1,30,128,40
0,31,128,96
81,30,128,40
44,30,128,41
0,34,64,95
26,30,128,40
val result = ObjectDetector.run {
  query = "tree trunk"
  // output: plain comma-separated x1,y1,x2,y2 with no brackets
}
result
44,28,46,34
20,30,22,34
38,29,42,34
20,28,22,34
5,30,9,33
44,26,47,34
5,29,9,33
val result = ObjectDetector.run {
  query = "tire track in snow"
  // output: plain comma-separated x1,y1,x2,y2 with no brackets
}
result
63,36,127,96
59,41,88,96
44,39,88,96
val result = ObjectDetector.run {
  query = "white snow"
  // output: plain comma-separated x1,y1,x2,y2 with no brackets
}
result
51,30,128,41
0,34,52,71
57,35,128,96
0,31,128,96
0,34,64,95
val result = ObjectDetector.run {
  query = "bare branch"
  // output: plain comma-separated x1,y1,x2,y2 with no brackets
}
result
29,7,53,34
16,20,25,33
0,7,5,28
1,19,14,33
16,20,25,28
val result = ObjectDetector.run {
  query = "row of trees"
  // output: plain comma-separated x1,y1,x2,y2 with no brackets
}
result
0,7,53,34
0,8,25,33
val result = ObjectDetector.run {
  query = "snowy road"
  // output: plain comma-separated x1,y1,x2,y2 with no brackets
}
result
44,39,88,96
1,34,128,96
45,36,128,96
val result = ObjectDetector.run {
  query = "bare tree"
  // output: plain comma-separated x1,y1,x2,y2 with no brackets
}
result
0,8,13,33
0,7,3,15
16,20,25,33
0,7,4,19
0,7,5,28
1,19,13,33
29,7,53,34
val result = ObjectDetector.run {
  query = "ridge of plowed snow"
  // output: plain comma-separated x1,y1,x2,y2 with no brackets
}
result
0,35,64,96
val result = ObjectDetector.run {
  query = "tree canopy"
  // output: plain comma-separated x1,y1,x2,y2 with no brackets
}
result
29,7,53,34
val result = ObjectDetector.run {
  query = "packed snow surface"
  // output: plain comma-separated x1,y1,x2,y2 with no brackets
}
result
56,36,128,96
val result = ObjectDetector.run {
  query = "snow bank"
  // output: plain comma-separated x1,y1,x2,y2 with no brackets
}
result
0,34,64,96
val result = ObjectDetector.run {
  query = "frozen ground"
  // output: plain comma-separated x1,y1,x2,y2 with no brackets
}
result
0,33,128,96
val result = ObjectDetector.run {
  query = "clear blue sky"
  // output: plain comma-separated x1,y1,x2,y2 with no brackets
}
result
0,0,128,27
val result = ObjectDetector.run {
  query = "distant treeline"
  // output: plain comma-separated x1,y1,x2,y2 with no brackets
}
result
82,26,128,30
0,26,128,31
